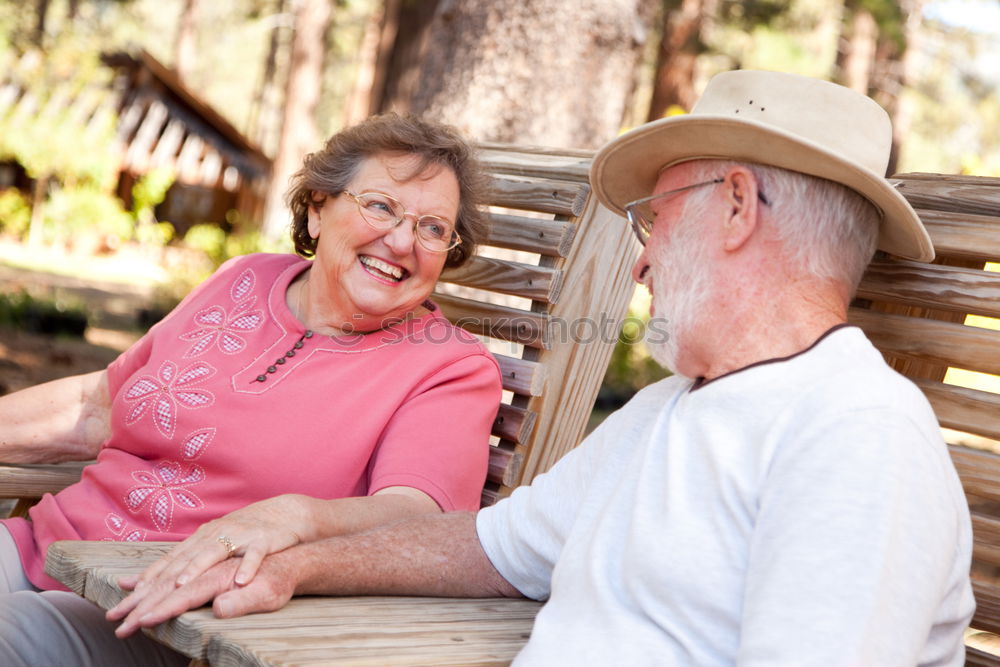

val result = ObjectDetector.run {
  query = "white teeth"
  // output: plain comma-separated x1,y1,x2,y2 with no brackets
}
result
360,256,403,280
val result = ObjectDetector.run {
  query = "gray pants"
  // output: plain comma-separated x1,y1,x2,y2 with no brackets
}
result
0,526,189,667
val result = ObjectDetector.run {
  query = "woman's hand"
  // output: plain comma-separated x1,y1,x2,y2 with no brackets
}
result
121,494,312,596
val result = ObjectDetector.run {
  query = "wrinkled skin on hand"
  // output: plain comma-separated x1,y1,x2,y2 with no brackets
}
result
108,552,298,637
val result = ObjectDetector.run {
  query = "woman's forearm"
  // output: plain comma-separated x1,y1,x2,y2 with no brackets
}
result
293,486,444,543
0,370,111,462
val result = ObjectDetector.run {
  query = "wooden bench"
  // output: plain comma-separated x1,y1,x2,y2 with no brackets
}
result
20,153,1000,665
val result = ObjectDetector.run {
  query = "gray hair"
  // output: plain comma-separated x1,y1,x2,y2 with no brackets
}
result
680,160,880,294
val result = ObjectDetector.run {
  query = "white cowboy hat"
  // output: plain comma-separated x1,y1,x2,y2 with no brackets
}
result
590,70,933,261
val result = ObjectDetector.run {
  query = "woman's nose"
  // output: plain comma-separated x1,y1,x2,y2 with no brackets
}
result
382,218,418,255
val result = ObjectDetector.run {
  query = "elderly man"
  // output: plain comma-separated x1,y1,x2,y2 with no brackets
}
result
111,70,974,665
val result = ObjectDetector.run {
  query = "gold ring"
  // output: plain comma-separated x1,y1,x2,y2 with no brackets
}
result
217,535,236,557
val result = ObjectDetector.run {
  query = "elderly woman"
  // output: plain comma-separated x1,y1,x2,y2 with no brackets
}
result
0,113,501,665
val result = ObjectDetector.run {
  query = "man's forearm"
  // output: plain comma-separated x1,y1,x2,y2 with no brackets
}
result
290,510,521,599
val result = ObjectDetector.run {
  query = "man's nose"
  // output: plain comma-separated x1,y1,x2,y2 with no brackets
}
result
632,251,651,284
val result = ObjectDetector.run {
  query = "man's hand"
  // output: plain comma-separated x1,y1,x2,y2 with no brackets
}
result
107,552,297,638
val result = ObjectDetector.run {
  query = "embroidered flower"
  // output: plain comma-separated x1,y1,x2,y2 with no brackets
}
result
124,461,206,532
180,297,264,358
123,360,216,439
103,512,147,542
180,427,215,460
231,268,255,302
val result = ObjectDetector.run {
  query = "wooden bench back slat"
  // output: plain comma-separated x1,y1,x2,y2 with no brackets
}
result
485,213,577,257
924,382,1000,442
486,175,587,217
440,256,563,304
433,292,549,349
858,259,1000,319
849,308,1000,377
918,210,1000,261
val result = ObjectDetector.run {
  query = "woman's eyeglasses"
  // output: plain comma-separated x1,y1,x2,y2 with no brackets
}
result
345,191,460,253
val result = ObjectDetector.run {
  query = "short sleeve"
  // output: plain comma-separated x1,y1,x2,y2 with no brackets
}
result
367,352,502,511
475,407,622,600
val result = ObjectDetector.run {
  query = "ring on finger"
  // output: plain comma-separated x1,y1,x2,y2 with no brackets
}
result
217,535,237,558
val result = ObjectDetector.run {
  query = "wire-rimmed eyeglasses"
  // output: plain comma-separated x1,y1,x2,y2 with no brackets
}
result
624,178,771,246
344,190,461,253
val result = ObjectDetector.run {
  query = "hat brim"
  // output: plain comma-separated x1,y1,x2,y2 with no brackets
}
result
591,115,934,262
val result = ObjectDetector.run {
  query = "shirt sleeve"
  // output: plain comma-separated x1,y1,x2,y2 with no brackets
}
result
739,408,972,666
367,351,502,511
475,405,626,600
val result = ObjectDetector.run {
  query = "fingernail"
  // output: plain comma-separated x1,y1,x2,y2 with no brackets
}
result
177,575,189,585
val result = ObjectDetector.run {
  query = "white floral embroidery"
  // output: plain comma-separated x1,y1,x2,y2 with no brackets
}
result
124,461,206,532
180,427,216,460
123,360,216,440
103,512,147,542
180,298,264,358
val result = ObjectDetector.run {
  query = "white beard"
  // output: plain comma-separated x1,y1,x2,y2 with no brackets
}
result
644,221,715,378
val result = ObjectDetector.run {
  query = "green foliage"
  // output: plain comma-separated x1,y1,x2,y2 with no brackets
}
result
42,186,134,246
132,168,176,225
0,188,30,238
135,221,175,246
599,310,671,405
183,223,228,265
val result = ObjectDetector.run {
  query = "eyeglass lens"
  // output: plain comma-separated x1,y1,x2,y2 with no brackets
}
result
352,192,457,251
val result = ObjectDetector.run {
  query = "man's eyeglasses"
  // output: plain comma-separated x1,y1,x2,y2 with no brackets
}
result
344,190,461,253
624,178,771,246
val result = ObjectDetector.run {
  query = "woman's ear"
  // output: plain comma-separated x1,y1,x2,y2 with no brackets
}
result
307,193,323,239
721,168,763,252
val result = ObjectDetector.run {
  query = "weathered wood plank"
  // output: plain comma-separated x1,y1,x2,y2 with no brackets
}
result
0,461,88,499
45,541,542,667
492,403,537,445
858,259,1000,319
973,578,1000,637
849,308,1000,377
493,354,545,397
951,445,1000,506
433,292,549,349
478,143,592,183
917,209,1000,261
485,213,577,258
893,174,1000,218
973,512,1000,568
487,445,522,488
440,256,563,304
486,174,587,217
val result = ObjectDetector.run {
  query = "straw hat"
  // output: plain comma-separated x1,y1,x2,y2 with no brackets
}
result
590,70,933,261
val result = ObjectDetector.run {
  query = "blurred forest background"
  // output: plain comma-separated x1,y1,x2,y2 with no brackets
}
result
0,0,998,411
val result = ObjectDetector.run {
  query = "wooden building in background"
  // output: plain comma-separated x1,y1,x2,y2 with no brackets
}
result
0,48,271,236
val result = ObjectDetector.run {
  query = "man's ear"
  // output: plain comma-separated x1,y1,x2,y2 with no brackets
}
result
721,167,763,252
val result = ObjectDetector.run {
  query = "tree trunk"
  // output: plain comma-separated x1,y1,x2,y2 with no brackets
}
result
378,0,651,150
835,0,877,93
261,0,332,239
871,0,925,175
175,0,200,82
647,0,710,120
247,0,288,152
33,0,51,47
373,0,439,116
